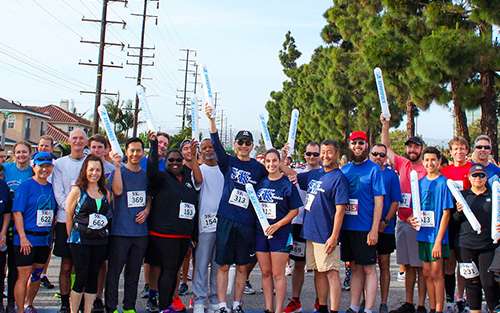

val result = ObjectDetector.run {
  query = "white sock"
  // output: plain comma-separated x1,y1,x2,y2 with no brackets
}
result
219,302,227,309
233,301,241,309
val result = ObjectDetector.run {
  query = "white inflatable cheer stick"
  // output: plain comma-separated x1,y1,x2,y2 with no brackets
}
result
410,170,421,230
97,105,123,157
374,67,391,120
258,113,273,150
136,85,157,131
201,64,215,118
245,183,272,239
447,179,482,234
492,181,499,242
287,109,299,157
191,97,199,140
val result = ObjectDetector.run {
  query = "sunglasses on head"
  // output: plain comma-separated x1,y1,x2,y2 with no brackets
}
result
351,140,366,146
475,145,491,150
167,157,183,163
371,152,386,158
237,139,252,146
305,152,320,157
470,172,486,178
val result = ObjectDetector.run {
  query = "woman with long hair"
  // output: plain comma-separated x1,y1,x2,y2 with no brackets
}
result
65,155,111,313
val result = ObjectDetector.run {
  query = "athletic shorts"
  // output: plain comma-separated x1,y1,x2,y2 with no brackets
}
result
418,241,450,262
256,229,292,253
306,240,341,272
340,230,377,265
377,232,396,255
53,222,72,259
15,246,50,267
215,217,256,266
289,224,306,262
396,219,422,267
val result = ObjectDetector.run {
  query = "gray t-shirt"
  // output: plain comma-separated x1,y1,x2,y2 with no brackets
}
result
198,164,224,233
52,155,85,223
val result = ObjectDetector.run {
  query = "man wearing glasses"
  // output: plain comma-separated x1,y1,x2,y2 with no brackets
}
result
472,135,499,186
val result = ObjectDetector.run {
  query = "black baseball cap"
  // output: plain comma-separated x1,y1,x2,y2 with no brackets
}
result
235,130,253,142
405,136,425,146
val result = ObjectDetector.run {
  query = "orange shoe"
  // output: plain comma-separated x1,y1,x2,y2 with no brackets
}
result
284,298,302,313
171,295,186,312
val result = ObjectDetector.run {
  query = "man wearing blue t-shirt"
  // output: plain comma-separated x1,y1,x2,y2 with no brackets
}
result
205,106,267,313
298,140,349,313
472,135,499,187
341,131,385,313
370,144,402,313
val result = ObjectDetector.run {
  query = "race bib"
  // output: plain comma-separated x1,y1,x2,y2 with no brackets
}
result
228,189,249,209
451,180,464,191
421,211,435,227
261,203,276,220
304,194,315,211
346,199,359,216
459,262,479,279
127,191,146,208
400,193,411,208
36,210,53,227
290,241,305,257
88,213,108,230
179,202,196,220
201,213,217,233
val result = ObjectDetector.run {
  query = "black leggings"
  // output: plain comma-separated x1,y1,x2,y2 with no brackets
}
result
70,244,107,294
149,236,190,310
459,247,499,311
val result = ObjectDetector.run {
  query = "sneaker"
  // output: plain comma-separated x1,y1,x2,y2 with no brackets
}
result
314,298,320,311
397,271,406,282
231,305,244,313
343,268,352,291
243,281,255,295
123,309,136,313
389,303,416,313
214,308,229,313
345,309,357,313
58,304,69,313
284,298,302,313
40,276,55,289
142,285,150,299
455,300,466,313
24,306,37,313
193,304,205,313
178,282,189,296
380,304,389,313
444,302,455,313
208,304,219,313
286,263,294,276
147,296,159,313
92,298,105,313
171,295,186,312
6,303,15,313
416,306,427,313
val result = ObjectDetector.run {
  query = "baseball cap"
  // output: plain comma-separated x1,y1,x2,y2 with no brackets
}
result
235,130,253,142
33,152,55,166
179,139,191,150
349,131,367,142
405,136,425,146
469,164,486,175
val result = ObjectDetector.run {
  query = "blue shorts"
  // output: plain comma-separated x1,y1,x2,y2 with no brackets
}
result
215,216,256,266
256,228,293,253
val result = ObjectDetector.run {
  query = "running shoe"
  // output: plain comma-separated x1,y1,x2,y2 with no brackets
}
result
178,282,189,296
92,298,105,313
416,306,427,313
232,305,244,313
40,276,55,289
285,263,294,276
193,304,204,313
171,295,186,312
314,298,320,311
284,298,302,313
123,309,136,313
445,302,455,313
397,271,406,282
24,306,37,313
214,308,228,313
142,285,150,299
389,303,416,313
345,308,357,313
208,304,219,313
243,281,255,295
380,304,389,313
456,300,467,313
147,296,159,313
343,267,352,291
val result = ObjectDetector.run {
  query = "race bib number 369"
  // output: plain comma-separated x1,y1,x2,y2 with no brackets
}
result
127,191,146,208
228,189,249,209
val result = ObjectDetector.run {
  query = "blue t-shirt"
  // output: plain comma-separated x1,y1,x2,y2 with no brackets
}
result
341,160,386,231
417,175,453,244
109,166,149,237
298,168,349,243
140,156,166,172
479,163,499,187
380,167,402,234
210,132,267,226
13,178,56,246
3,163,33,193
255,176,303,236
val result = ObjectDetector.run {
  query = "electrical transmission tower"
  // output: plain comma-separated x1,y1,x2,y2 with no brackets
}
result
176,49,196,130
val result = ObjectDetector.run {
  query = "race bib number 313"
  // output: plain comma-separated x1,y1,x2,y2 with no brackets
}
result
228,189,249,209
420,211,435,227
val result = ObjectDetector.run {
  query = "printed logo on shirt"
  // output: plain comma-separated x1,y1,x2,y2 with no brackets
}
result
257,188,284,202
185,182,193,189
307,180,324,195
230,167,255,185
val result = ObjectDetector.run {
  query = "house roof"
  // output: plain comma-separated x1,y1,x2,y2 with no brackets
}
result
47,123,69,143
0,98,50,119
27,105,91,127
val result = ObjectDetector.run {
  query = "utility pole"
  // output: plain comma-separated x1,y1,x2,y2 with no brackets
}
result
176,49,196,130
80,0,127,134
128,0,158,136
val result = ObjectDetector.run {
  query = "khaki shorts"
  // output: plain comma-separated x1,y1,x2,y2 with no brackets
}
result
306,240,341,272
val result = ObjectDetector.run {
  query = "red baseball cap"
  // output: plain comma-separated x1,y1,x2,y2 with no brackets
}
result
349,130,367,141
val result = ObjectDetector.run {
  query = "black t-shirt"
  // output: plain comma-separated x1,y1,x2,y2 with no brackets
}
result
454,188,497,250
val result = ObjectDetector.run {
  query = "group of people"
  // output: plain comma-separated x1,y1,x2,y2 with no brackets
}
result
0,106,499,313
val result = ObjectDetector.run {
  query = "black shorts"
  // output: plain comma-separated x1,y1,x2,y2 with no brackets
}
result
144,236,161,266
340,230,377,265
15,246,50,267
377,233,396,255
53,222,72,259
215,217,256,266
290,224,306,262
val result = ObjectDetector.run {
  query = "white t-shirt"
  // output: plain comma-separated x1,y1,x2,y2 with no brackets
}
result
52,155,85,223
198,164,224,233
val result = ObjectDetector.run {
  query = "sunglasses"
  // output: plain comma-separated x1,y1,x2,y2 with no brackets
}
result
305,152,320,157
35,157,53,162
351,140,366,146
470,172,486,178
475,145,491,150
237,140,252,146
371,152,386,158
167,158,183,163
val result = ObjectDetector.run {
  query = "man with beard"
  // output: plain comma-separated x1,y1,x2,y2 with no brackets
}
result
381,115,427,313
341,131,385,313
192,138,224,313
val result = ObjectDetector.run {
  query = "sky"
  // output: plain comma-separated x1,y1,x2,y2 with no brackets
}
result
2,0,485,143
